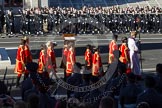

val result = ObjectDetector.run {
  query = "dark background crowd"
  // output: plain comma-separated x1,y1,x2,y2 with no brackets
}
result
0,5,162,37
1,59,162,108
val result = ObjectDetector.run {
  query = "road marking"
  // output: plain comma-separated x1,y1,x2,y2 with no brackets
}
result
3,41,162,50
1,37,162,44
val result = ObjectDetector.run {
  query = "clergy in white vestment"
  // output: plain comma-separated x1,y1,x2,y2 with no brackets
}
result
128,31,141,75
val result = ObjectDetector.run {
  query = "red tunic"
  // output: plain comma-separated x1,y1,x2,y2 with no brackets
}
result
37,50,46,73
66,49,76,74
24,44,32,64
46,48,57,72
108,40,118,64
92,52,102,76
63,47,68,65
14,45,26,74
119,43,129,64
84,49,92,68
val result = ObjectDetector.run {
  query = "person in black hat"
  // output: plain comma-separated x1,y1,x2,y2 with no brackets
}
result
83,76,101,108
67,62,83,98
155,63,162,94
0,80,7,95
136,75,162,108
26,62,49,93
119,72,143,108
21,62,38,100
105,49,127,107
99,96,115,108
26,62,38,73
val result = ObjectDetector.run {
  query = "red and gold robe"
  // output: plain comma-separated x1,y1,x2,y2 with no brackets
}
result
46,48,57,72
92,52,102,76
84,49,92,69
37,50,46,73
108,40,118,64
66,49,76,74
14,45,26,74
119,43,129,64
24,44,32,64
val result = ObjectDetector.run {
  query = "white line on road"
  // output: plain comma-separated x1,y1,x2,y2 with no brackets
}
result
3,42,162,50
1,37,162,44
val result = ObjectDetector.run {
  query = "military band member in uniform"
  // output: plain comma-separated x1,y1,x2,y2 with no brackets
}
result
6,10,14,36
0,8,5,34
47,9,54,33
34,9,43,35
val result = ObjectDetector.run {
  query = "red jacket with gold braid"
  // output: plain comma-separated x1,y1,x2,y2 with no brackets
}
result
92,52,102,76
14,45,26,74
24,44,32,64
66,49,76,74
84,49,92,68
108,40,118,64
119,43,130,64
63,47,68,65
46,48,57,72
37,50,46,73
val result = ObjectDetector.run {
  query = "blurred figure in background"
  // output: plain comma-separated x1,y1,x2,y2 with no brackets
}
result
136,75,162,108
14,100,26,108
155,63,162,94
99,96,115,108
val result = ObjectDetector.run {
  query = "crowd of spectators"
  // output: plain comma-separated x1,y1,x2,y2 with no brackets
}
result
0,57,162,108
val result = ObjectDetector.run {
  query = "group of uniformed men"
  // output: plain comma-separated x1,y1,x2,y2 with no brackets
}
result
0,5,162,36
14,30,141,89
